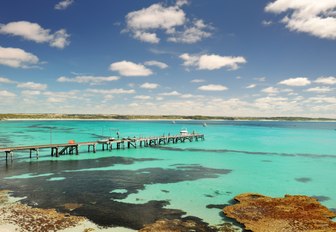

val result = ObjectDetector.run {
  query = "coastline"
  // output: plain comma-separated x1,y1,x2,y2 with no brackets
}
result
2,118,336,122
0,190,135,232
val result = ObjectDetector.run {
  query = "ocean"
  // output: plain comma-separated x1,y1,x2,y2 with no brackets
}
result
0,120,335,230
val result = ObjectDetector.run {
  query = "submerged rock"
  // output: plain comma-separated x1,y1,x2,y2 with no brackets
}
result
223,193,336,232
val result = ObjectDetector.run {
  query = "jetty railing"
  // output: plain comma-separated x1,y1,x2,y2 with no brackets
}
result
0,133,205,161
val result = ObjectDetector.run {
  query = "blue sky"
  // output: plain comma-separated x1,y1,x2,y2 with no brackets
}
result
0,0,335,117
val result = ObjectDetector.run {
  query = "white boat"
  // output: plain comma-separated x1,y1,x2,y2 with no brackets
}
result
180,128,188,135
202,122,207,127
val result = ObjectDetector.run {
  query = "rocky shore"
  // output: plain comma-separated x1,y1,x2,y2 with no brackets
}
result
0,190,134,232
224,193,336,232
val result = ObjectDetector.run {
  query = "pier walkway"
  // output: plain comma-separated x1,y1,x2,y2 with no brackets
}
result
0,133,204,161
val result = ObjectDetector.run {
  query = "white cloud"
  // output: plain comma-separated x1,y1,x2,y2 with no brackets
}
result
160,91,181,96
109,61,153,76
133,31,160,43
0,46,39,68
314,76,336,85
55,0,74,10
167,19,212,43
49,29,70,48
255,96,292,110
262,20,273,26
176,0,189,7
21,90,41,96
306,86,333,93
17,82,47,90
125,2,211,44
191,79,205,83
180,53,246,70
87,88,135,94
0,90,16,97
307,96,336,104
246,84,256,89
0,21,70,48
180,94,195,98
134,95,151,100
140,82,159,89
198,84,228,91
262,87,279,94
278,77,311,86
57,75,119,84
144,60,168,69
265,0,336,40
0,77,15,84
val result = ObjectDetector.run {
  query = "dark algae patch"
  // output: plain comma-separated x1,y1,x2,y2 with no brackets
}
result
0,156,231,230
155,146,336,159
295,177,312,183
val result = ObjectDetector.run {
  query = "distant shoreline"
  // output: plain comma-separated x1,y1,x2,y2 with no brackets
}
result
1,114,336,122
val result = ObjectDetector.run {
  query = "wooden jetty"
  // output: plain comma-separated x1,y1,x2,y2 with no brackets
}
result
0,133,204,161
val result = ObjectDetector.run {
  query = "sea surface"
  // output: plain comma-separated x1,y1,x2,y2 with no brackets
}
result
0,120,336,230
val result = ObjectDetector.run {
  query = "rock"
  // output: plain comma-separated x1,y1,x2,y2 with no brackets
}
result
139,218,238,232
139,218,216,232
63,203,83,211
223,193,336,232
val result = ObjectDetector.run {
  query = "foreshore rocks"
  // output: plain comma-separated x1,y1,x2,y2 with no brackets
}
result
0,190,85,232
139,218,238,232
223,193,336,232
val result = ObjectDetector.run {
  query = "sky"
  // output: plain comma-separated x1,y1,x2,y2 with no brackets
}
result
0,0,335,117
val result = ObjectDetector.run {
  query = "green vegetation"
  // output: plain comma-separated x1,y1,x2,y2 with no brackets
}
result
0,113,335,121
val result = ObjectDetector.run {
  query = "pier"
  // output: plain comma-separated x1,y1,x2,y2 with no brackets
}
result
0,133,204,161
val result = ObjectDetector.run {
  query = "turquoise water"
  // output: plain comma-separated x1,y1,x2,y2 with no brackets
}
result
0,120,336,229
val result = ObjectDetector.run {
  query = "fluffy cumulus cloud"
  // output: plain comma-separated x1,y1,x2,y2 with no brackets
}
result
109,61,153,76
0,46,39,68
180,53,246,70
278,77,311,86
17,82,47,90
0,90,16,97
198,84,228,91
314,76,336,85
140,82,159,89
144,60,168,69
125,1,212,44
57,75,119,84
262,87,279,94
55,0,74,10
167,19,212,43
0,21,70,48
265,0,336,40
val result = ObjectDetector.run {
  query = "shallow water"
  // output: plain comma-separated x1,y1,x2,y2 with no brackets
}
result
0,120,336,229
